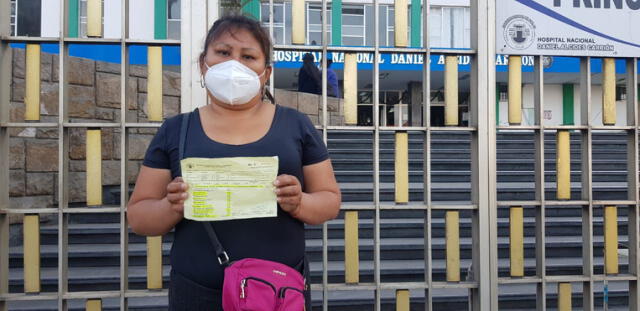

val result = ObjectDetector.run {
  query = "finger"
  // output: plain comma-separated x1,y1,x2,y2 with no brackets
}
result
277,196,300,206
274,175,297,187
167,181,188,193
167,192,188,203
275,185,300,196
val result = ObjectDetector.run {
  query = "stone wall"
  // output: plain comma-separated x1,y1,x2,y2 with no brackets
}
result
8,48,181,221
7,48,343,222
274,89,345,126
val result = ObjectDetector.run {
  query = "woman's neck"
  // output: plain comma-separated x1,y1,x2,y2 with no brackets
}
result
205,97,265,120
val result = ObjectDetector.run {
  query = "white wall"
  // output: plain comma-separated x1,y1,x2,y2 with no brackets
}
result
499,84,630,127
129,0,155,40
539,84,564,126
40,0,60,37
577,86,629,126
104,0,122,38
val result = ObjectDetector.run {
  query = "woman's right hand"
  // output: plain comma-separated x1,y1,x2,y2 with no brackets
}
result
166,176,189,215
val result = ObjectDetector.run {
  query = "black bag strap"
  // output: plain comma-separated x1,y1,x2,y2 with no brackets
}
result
178,113,189,160
202,220,231,266
178,111,230,267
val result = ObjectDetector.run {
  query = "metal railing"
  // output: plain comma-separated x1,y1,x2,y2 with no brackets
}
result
3,0,638,310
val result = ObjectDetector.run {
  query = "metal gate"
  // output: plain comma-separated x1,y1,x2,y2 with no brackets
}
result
1,0,639,310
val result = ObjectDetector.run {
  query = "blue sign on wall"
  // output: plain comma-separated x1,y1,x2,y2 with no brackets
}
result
10,43,639,74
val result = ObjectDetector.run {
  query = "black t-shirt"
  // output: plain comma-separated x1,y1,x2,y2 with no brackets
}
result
142,104,329,289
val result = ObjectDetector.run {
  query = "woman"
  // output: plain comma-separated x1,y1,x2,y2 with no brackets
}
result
297,53,322,95
127,15,341,310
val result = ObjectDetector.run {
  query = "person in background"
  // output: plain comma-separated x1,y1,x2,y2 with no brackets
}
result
325,57,340,98
297,53,322,95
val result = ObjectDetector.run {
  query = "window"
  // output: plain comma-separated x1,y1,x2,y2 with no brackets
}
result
387,6,395,46
10,0,17,36
429,6,470,49
364,5,374,46
261,2,289,45
386,5,416,46
429,7,443,47
342,5,365,46
79,0,87,37
79,0,105,37
307,4,331,45
377,5,388,46
168,0,180,40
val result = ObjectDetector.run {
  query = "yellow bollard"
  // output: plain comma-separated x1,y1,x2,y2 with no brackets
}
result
395,132,409,204
344,211,360,284
395,289,410,311
86,129,102,206
394,0,408,47
23,215,40,293
147,47,163,121
444,56,458,126
509,206,524,277
604,205,619,274
344,53,358,125
25,44,41,121
557,282,572,311
85,299,102,311
556,130,571,200
446,211,460,282
292,0,306,44
508,56,522,125
602,58,616,125
87,0,103,37
147,236,163,289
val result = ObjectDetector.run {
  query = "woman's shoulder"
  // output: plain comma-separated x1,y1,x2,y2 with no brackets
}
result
153,111,196,146
161,110,196,130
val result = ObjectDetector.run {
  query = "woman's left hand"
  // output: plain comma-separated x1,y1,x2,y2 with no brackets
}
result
273,174,303,215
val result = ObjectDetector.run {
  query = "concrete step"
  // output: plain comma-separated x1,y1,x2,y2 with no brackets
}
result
326,137,626,149
4,285,632,311
338,182,629,201
24,214,632,244
9,233,629,271
335,170,629,183
7,257,630,291
6,297,168,311
330,159,628,171
329,148,627,158
27,211,627,238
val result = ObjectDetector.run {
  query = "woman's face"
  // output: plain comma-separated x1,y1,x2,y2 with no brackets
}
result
200,27,271,90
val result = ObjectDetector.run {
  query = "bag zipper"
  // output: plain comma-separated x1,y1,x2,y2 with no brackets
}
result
240,277,277,299
278,286,304,299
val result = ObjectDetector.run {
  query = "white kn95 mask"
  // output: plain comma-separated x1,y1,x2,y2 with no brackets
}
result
203,59,266,105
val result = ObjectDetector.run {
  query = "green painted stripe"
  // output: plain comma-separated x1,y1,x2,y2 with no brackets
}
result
410,0,421,47
562,84,574,125
68,0,79,38
154,0,167,40
332,0,342,45
241,0,260,20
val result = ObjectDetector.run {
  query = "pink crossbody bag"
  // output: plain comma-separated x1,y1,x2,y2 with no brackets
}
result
179,112,308,311
201,223,307,311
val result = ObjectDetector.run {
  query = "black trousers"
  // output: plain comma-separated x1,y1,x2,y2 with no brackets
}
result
168,270,223,311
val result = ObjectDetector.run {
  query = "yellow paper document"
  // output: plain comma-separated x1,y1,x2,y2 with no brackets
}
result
180,157,279,221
